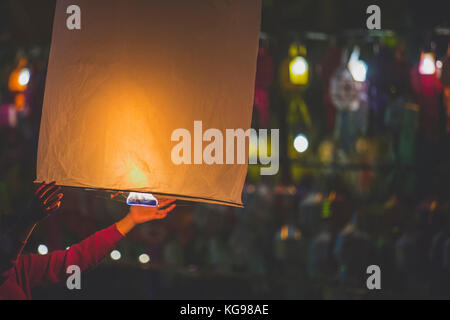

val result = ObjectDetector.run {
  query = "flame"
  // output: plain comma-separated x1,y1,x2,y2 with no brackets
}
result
126,192,158,207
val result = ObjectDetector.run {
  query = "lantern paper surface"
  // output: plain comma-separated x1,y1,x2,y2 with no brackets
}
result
36,0,262,207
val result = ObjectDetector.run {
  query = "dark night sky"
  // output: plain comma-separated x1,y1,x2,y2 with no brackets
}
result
0,0,449,46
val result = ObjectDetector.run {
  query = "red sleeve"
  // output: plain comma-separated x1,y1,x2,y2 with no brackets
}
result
17,224,124,289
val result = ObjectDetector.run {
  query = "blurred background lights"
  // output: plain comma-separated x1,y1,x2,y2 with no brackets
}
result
18,68,30,86
277,225,302,241
419,52,436,75
138,253,150,264
110,250,121,261
348,47,368,82
8,58,29,92
291,56,307,75
293,134,309,153
348,60,368,82
436,59,443,78
37,244,48,255
288,43,309,85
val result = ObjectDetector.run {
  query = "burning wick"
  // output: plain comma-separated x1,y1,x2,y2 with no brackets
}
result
126,192,158,207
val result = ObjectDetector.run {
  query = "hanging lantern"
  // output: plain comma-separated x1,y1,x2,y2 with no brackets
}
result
36,0,262,207
330,58,359,111
411,49,443,142
347,46,368,82
14,93,26,112
288,44,309,86
279,43,309,90
254,46,274,127
418,52,436,75
8,58,30,93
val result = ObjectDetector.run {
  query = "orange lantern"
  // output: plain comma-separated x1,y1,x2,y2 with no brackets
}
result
8,58,30,93
14,93,26,111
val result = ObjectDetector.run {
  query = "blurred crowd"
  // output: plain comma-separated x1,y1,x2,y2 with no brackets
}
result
5,177,445,299
0,50,449,299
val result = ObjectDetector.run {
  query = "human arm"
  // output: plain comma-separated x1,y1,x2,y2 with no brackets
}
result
18,197,176,288
0,182,62,274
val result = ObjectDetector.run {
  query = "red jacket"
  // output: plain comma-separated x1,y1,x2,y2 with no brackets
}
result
0,225,124,300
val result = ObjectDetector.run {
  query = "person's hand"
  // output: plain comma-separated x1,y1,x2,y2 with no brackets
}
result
128,199,176,224
116,199,176,236
30,181,63,223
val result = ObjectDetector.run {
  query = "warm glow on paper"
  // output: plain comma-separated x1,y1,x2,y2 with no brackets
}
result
36,0,261,207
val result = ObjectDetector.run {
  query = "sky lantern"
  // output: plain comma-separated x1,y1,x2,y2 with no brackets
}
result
36,0,262,207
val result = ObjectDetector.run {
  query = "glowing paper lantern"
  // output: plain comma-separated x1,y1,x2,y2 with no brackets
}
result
288,44,309,85
347,47,367,82
8,59,30,92
289,56,309,85
36,0,262,207
418,52,436,75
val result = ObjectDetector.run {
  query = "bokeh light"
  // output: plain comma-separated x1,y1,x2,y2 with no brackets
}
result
18,68,30,86
293,134,309,153
110,250,121,261
138,253,150,264
37,244,48,255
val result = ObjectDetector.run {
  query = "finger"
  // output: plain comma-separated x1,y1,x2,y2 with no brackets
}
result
158,204,176,215
38,182,57,199
158,198,176,204
46,192,63,207
158,199,176,207
35,181,47,195
43,187,62,205
40,185,60,203
46,201,61,212
155,212,167,220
